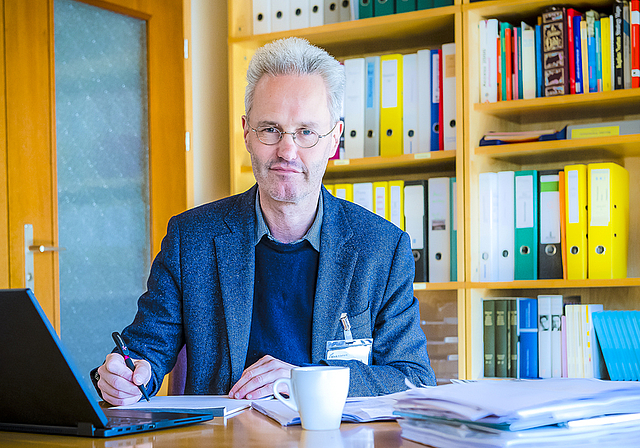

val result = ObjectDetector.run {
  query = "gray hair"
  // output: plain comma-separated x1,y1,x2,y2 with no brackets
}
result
245,37,345,124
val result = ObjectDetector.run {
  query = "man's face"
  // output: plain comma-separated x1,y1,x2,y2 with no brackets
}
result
243,74,342,205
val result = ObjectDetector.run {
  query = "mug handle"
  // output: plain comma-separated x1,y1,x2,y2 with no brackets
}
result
273,378,298,412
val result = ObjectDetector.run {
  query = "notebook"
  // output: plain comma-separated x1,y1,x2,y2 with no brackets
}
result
0,288,213,437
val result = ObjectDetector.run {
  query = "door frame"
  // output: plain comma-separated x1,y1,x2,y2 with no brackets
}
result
3,0,187,330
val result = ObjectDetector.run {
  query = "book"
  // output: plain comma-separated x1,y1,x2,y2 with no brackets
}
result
483,299,496,378
614,0,625,89
495,299,508,377
542,6,569,96
573,15,584,93
586,10,600,93
566,9,580,95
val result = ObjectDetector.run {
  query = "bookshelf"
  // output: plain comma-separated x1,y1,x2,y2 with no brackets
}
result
228,0,639,383
464,0,640,379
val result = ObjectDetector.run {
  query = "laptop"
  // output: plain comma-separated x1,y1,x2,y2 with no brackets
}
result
0,288,213,437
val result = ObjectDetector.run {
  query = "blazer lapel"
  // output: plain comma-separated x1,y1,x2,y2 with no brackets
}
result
311,189,359,362
214,187,257,383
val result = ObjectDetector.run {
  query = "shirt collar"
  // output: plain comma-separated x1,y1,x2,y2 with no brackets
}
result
254,189,323,251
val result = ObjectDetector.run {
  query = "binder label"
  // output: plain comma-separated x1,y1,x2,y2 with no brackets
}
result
571,126,620,139
540,175,560,244
381,59,398,108
590,168,611,227
567,170,580,224
515,175,534,228
366,62,375,109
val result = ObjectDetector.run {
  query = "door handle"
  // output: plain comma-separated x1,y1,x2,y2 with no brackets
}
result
24,224,65,291
28,245,66,253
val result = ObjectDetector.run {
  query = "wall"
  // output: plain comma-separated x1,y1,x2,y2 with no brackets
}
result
191,0,230,206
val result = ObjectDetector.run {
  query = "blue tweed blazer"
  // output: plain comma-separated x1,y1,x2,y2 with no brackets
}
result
122,184,435,397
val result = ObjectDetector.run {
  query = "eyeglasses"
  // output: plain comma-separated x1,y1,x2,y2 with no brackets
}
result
248,122,338,148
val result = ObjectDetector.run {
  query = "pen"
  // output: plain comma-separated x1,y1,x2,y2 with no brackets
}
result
112,331,150,402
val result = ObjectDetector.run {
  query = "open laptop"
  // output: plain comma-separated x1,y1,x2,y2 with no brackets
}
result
0,288,213,437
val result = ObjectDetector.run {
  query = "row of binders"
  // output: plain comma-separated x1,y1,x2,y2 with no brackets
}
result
478,162,629,282
483,295,607,380
592,310,640,381
324,177,457,283
478,1,640,103
341,45,456,160
252,1,454,34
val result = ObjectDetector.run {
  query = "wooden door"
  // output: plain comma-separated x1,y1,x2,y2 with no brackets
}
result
3,0,187,335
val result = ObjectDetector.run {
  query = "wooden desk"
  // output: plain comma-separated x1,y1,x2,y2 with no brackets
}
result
0,408,425,448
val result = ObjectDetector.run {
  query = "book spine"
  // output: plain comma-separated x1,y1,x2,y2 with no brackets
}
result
538,296,552,378
535,24,544,97
615,1,625,89
517,26,523,99
595,19,603,92
633,0,640,87
602,16,613,91
505,25,513,100
483,299,496,377
574,15,583,93
518,298,539,379
495,299,508,377
625,0,633,88
512,27,519,100
479,20,489,102
586,11,599,92
581,20,590,91
509,299,518,377
567,9,578,94
542,7,568,96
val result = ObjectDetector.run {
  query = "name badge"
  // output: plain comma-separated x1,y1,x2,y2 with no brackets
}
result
325,313,373,364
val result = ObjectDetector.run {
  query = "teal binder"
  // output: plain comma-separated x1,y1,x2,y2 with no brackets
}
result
417,0,433,9
358,0,374,19
433,0,453,6
450,177,457,282
514,170,538,280
396,0,416,13
374,0,394,16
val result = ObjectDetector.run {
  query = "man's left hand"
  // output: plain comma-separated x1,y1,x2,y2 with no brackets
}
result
228,355,296,399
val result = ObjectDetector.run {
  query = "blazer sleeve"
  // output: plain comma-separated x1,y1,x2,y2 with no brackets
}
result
321,231,436,396
119,215,186,396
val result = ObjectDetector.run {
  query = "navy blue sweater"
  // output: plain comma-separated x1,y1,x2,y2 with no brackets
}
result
245,236,319,368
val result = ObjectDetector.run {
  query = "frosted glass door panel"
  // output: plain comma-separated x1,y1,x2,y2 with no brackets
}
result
54,0,150,393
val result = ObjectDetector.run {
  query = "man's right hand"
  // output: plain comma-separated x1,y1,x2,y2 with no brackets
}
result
97,352,151,406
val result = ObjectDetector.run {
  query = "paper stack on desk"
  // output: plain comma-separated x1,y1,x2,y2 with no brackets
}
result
393,378,640,447
252,392,403,426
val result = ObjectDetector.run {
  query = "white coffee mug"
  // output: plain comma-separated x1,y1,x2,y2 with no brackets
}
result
273,366,350,431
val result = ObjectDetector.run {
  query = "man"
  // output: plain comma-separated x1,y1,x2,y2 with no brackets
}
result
94,37,435,406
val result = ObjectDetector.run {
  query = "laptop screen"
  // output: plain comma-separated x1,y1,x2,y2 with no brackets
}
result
0,288,108,429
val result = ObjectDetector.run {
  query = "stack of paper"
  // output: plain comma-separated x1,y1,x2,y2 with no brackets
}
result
393,378,640,447
252,393,403,426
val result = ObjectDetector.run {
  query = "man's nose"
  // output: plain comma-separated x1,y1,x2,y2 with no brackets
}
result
276,132,299,160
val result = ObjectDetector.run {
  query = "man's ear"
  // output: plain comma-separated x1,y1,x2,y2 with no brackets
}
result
242,115,250,150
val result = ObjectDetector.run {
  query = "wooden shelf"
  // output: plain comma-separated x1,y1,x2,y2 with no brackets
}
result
473,89,640,123
468,278,640,290
473,134,640,165
229,7,457,58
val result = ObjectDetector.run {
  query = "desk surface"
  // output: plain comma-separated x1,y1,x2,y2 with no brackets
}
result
0,408,426,448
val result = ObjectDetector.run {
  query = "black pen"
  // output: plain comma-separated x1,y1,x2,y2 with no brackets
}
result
112,331,150,401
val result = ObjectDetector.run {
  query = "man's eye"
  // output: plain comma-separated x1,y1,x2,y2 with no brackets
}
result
298,129,315,136
260,127,280,134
